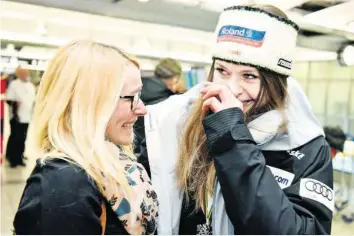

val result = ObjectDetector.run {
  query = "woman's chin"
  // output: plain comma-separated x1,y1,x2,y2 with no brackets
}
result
109,133,134,146
120,135,134,145
243,103,254,113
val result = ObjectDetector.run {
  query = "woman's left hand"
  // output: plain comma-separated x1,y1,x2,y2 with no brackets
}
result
200,82,244,113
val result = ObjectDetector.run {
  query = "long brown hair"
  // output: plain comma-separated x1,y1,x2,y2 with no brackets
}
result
176,4,289,211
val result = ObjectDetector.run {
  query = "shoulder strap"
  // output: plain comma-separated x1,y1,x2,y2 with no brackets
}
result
100,202,107,235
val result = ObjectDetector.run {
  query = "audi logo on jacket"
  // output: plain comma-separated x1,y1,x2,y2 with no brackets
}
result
197,107,333,235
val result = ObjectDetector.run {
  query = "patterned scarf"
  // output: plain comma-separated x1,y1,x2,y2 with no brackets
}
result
102,142,159,235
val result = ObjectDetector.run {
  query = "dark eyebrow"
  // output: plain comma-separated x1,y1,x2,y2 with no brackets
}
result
242,69,260,75
215,62,259,75
215,62,228,70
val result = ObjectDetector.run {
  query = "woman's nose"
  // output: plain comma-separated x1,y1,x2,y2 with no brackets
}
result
227,78,244,97
134,99,147,116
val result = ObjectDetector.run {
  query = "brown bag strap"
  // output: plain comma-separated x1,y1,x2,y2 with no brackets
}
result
100,202,107,235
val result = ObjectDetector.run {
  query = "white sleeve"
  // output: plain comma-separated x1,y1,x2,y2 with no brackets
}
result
145,102,182,235
6,81,18,101
144,83,204,235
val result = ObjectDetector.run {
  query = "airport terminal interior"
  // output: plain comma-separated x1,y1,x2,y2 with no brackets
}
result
1,0,354,234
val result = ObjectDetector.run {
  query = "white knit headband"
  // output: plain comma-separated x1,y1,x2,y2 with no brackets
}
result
212,6,299,76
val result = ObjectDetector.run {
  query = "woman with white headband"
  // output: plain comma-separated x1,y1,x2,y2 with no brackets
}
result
144,4,333,235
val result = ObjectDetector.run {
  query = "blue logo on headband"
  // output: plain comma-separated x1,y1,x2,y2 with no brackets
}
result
217,25,266,47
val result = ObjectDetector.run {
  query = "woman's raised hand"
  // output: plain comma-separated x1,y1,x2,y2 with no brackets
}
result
200,82,243,113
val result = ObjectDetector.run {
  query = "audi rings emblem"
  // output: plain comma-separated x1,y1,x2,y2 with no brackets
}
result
305,180,333,201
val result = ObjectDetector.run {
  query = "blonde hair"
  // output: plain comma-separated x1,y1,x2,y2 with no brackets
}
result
176,4,289,211
26,40,140,195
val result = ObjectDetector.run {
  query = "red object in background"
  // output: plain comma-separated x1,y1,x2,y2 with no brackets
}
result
1,76,6,120
0,77,5,119
0,76,6,94
330,147,338,159
1,76,6,164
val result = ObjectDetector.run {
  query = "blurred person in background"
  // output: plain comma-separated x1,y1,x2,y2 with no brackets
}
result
324,126,347,158
5,67,36,168
13,40,158,235
153,57,185,96
134,58,185,177
145,4,333,235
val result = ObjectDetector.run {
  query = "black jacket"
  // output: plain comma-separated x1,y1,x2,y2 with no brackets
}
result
14,159,129,235
140,77,175,105
134,77,174,177
179,108,333,235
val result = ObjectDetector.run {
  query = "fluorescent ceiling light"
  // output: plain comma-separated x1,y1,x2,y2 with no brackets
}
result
137,0,150,2
338,44,354,66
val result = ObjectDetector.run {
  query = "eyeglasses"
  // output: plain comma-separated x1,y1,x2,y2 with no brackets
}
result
119,90,142,111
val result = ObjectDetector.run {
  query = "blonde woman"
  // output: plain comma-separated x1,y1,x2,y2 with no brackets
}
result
13,40,158,235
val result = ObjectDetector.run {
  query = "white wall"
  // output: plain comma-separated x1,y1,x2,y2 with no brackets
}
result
292,61,354,133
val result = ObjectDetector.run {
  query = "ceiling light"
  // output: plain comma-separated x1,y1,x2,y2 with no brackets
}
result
9,57,19,67
337,44,354,66
137,0,150,2
6,44,16,53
